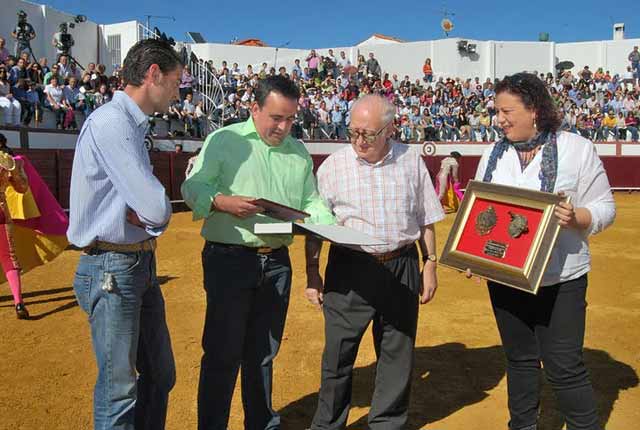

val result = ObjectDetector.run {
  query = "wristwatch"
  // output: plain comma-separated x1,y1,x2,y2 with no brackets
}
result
422,254,437,263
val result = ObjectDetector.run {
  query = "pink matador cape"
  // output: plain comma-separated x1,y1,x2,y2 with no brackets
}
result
1,155,68,284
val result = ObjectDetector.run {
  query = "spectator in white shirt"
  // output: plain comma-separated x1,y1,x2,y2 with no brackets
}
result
44,75,67,128
181,93,196,135
336,50,350,71
0,67,21,126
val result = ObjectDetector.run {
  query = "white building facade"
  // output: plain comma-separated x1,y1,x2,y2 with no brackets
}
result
2,0,638,80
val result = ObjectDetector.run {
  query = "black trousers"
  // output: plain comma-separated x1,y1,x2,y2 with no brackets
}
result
198,242,292,430
489,275,601,430
311,245,420,430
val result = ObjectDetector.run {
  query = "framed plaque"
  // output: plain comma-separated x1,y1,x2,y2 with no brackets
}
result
439,180,569,294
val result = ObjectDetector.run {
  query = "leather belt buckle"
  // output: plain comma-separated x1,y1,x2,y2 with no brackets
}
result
371,245,412,262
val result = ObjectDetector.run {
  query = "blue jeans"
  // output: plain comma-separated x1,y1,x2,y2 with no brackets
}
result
73,249,176,430
198,242,292,430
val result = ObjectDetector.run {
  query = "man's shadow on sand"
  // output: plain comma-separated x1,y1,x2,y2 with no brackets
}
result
279,343,637,430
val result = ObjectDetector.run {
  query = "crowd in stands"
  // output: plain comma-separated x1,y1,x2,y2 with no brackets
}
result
0,35,206,136
0,36,122,130
200,46,640,143
2,34,640,143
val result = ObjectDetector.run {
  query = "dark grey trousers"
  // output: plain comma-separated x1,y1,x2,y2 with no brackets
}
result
311,244,421,430
489,275,602,430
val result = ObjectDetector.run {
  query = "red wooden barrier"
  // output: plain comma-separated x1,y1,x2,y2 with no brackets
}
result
12,149,640,210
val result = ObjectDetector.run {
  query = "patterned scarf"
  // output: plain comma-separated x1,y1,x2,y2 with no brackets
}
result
482,132,558,193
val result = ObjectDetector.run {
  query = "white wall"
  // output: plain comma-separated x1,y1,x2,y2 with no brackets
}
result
555,39,640,76
190,43,309,73
100,21,140,74
494,41,554,78
0,130,21,149
363,41,431,80
432,39,488,80
186,37,640,83
358,36,402,47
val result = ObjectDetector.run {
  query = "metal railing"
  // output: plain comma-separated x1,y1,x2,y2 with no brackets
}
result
137,23,160,41
134,24,225,134
188,53,225,133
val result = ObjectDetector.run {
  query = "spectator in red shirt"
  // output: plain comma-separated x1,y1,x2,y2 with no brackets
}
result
423,57,433,83
624,112,638,141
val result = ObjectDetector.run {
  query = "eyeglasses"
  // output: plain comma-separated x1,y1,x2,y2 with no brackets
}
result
345,120,393,143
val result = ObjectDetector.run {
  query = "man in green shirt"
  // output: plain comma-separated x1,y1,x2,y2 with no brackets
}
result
43,63,60,86
182,75,334,430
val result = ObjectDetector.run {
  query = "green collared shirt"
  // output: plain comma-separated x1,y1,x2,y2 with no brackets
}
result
181,117,335,247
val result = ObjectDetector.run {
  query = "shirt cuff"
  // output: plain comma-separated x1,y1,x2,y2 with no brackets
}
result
584,203,605,236
145,223,168,237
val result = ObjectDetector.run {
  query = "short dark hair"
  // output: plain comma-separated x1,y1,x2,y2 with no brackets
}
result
495,72,561,133
254,75,300,108
121,39,184,87
0,133,12,155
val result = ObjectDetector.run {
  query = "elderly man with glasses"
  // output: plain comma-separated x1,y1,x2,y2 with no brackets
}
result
305,94,445,430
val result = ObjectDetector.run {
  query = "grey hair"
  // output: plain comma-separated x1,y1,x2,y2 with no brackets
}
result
351,94,396,124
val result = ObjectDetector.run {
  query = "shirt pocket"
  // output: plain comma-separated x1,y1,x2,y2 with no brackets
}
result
390,172,415,215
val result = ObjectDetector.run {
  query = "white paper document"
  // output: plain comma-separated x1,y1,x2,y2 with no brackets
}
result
254,223,387,246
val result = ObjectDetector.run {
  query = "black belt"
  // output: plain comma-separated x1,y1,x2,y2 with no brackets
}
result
335,244,416,263
207,241,282,255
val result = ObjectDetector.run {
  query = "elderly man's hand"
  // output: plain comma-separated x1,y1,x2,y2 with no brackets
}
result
305,272,324,308
420,262,438,304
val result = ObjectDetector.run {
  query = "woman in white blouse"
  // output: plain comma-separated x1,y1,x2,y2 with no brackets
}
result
474,73,615,430
0,67,21,126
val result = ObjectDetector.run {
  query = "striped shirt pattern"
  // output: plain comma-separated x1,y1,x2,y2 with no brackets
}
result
67,91,172,247
317,142,445,253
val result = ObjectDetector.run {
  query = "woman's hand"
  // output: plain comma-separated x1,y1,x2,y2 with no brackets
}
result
461,268,483,284
555,192,591,230
555,200,577,228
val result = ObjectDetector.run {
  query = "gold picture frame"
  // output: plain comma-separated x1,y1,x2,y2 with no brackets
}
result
439,180,569,294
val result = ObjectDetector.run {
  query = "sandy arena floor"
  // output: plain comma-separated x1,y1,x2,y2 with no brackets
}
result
1,195,639,430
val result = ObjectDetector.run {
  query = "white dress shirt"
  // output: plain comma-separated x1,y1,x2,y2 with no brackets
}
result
475,131,615,286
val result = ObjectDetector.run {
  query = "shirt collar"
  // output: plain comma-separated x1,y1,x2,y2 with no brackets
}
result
241,116,259,136
113,91,148,128
240,116,291,150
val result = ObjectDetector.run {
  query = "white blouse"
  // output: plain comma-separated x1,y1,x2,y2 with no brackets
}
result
475,131,615,286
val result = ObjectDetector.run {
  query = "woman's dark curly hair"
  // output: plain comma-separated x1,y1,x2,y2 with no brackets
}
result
495,72,562,133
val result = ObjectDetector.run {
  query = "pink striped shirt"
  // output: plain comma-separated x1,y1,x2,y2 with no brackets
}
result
316,142,444,253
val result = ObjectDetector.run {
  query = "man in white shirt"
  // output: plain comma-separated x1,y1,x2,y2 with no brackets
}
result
57,54,72,81
337,51,350,72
